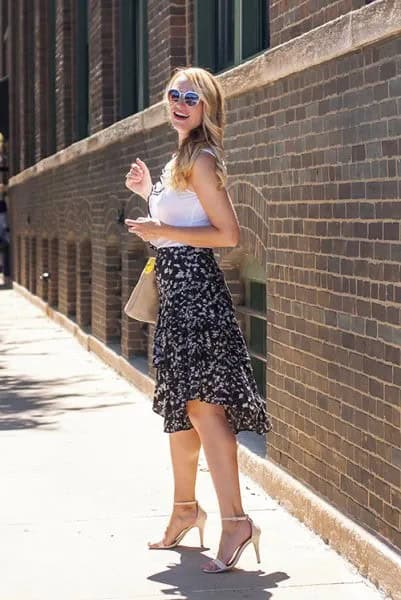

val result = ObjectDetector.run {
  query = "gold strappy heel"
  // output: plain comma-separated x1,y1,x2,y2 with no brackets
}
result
148,500,207,549
202,514,261,573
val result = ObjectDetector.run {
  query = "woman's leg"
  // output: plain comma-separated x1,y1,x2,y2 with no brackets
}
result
148,427,202,548
170,427,201,503
186,400,252,569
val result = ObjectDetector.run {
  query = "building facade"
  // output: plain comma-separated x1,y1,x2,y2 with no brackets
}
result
2,0,401,554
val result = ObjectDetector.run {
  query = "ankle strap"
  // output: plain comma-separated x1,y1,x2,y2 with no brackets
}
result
174,500,197,505
222,514,249,521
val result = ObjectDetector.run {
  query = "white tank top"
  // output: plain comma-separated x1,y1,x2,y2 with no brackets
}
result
148,147,216,248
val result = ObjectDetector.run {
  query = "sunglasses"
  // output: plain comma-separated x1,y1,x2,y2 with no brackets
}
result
167,88,201,107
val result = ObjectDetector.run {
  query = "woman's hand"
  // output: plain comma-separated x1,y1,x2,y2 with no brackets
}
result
125,217,162,242
125,158,153,200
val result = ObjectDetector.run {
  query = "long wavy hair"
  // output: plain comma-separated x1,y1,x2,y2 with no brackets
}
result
163,67,227,192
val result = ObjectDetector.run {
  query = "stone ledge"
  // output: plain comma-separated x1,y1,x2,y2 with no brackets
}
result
13,279,401,600
9,0,401,188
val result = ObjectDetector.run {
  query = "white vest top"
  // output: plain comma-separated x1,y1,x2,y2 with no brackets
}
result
148,147,216,248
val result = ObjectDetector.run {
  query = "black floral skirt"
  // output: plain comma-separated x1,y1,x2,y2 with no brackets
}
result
151,245,273,435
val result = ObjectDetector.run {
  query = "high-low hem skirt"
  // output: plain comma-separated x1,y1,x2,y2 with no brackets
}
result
151,244,273,435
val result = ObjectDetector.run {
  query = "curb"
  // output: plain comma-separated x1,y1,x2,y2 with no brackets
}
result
13,281,401,600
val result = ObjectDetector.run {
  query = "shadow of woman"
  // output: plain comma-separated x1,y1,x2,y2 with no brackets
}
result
147,545,288,599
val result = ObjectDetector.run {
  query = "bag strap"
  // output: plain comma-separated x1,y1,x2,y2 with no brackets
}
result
147,188,153,219
147,188,156,251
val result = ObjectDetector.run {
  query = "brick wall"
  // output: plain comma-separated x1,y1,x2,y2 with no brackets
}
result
111,0,120,123
186,0,194,65
8,0,19,174
270,0,369,47
260,36,401,549
88,0,117,134
147,0,187,105
34,0,51,161
18,0,35,169
55,0,74,150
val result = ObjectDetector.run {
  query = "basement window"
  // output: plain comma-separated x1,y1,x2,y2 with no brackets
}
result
236,257,267,398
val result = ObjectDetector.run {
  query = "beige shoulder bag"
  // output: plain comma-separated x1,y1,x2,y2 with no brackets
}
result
124,200,159,324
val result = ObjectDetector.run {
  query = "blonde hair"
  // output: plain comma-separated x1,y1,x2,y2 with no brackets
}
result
163,67,227,191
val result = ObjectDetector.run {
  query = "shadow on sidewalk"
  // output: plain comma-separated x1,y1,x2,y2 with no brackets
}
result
0,372,132,431
147,547,288,598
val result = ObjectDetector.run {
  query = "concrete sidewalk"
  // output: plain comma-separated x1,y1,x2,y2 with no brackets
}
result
0,286,390,600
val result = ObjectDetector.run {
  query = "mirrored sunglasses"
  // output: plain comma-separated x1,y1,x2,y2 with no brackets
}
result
167,88,201,107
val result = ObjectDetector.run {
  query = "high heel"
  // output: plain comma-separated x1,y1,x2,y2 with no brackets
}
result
202,514,261,573
148,500,207,549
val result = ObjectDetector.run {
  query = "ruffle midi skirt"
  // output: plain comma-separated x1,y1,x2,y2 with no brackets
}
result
151,245,273,435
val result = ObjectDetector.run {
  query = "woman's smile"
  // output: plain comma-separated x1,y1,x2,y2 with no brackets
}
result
172,110,190,120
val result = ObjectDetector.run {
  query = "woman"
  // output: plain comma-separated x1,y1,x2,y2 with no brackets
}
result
124,67,272,573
